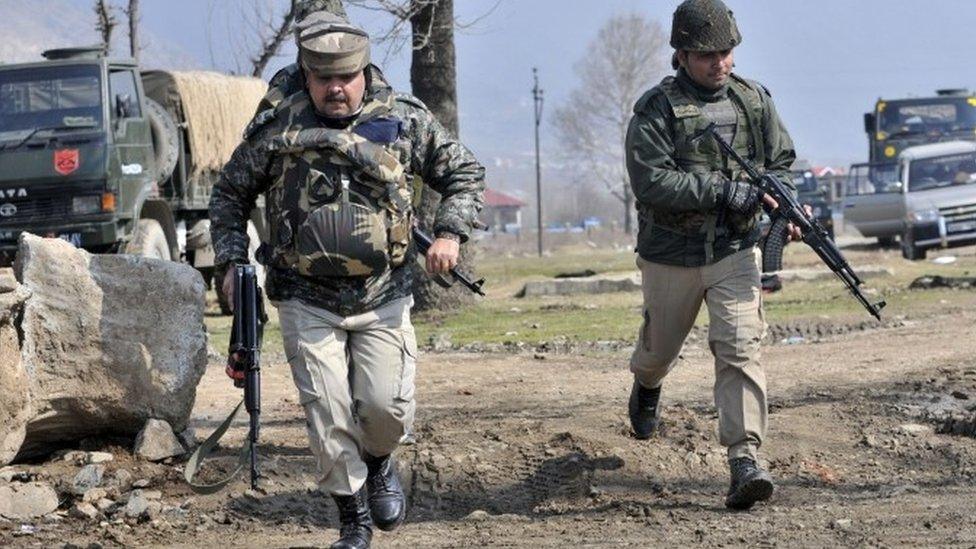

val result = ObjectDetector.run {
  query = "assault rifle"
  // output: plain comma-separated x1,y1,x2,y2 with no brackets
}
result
693,122,886,321
413,226,486,296
185,265,267,493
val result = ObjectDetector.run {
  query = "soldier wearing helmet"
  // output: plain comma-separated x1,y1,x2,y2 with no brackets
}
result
625,0,797,511
210,11,484,548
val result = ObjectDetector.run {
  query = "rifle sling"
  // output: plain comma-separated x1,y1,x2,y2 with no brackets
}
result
183,398,251,495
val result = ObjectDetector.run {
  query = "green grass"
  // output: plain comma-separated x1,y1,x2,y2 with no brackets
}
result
203,243,976,350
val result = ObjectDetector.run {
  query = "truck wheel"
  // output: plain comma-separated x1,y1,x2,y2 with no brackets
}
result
145,98,179,182
125,219,171,261
215,221,265,316
901,240,927,261
877,236,896,247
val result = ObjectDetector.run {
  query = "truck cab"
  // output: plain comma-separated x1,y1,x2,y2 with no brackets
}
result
0,46,167,263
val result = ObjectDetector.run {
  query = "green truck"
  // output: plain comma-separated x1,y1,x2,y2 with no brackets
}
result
864,89,976,163
0,46,267,299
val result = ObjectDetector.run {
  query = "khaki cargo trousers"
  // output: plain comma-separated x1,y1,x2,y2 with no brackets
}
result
277,296,417,496
630,247,767,461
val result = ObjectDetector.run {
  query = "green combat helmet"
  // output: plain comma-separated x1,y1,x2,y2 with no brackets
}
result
670,0,742,51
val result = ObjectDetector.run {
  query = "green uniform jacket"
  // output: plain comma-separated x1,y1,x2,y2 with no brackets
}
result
209,67,485,315
626,69,796,267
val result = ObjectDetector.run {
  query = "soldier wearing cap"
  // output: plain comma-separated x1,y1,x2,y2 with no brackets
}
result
625,0,798,510
210,12,484,549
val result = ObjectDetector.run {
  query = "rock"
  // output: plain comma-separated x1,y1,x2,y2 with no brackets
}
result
517,273,640,298
832,518,852,531
72,464,105,495
14,234,208,458
464,509,491,522
124,493,150,519
69,502,99,520
899,423,932,436
0,280,31,466
86,452,114,464
0,482,59,519
82,488,108,503
95,498,116,512
134,419,184,461
132,478,150,489
110,469,133,491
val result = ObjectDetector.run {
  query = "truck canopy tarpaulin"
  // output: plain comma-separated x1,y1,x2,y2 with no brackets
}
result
140,71,267,178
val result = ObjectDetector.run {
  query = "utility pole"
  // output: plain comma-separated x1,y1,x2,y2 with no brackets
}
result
532,67,544,257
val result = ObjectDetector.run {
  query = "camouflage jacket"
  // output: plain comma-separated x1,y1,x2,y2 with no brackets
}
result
626,69,796,267
209,65,485,315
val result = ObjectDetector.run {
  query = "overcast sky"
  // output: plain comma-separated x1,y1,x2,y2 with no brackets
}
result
17,0,976,189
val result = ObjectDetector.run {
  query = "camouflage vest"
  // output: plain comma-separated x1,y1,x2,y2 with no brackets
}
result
260,89,413,278
650,73,766,248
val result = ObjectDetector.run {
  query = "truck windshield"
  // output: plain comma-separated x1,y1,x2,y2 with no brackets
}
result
908,152,976,192
0,64,102,138
879,98,976,136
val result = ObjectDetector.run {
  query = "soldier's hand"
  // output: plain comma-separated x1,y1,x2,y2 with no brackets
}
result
426,238,459,274
725,180,764,214
222,268,235,312
784,204,813,242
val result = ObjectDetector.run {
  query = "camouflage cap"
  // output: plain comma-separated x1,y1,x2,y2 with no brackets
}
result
295,11,370,76
670,0,742,52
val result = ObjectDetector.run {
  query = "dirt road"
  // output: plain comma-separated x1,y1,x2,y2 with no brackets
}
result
5,297,975,548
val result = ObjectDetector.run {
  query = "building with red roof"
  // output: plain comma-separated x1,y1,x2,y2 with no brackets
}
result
480,188,526,232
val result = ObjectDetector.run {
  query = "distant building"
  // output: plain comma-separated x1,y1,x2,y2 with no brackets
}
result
480,188,526,233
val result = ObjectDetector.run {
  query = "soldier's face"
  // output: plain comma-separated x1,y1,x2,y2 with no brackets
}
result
679,49,734,90
305,69,366,117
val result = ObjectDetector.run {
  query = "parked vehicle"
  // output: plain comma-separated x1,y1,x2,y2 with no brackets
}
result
843,141,976,260
0,46,268,307
864,89,976,163
792,170,834,240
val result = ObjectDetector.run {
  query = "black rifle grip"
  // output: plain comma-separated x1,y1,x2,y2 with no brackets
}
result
762,215,790,273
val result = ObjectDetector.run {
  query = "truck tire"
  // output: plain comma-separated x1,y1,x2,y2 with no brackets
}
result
125,219,171,261
877,236,896,247
145,98,179,182
900,235,927,261
215,221,266,315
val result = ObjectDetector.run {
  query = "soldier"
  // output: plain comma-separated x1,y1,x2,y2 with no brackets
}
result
209,12,484,549
625,0,798,510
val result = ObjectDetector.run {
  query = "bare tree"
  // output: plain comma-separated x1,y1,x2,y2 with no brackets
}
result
552,14,668,235
94,0,117,54
124,0,140,61
250,0,299,77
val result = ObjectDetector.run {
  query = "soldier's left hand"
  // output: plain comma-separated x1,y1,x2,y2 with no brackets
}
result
426,237,460,274
786,204,814,241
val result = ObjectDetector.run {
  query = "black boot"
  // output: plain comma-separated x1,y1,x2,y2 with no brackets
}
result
725,457,774,510
331,488,372,549
364,453,406,531
628,378,661,439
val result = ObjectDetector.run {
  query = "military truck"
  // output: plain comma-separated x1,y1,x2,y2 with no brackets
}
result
791,169,834,240
844,141,976,260
864,89,976,163
0,46,267,299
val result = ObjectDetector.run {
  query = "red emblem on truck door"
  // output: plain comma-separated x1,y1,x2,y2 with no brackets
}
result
54,149,79,175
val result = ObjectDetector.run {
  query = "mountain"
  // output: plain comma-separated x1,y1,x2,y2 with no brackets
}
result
0,0,198,69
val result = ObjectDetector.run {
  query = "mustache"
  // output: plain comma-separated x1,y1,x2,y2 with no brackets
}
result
325,92,346,102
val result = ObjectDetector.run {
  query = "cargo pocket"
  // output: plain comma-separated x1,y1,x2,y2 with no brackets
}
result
394,326,417,403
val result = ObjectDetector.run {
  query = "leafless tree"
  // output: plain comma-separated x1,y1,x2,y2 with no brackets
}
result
94,0,118,54
552,14,668,235
124,0,140,61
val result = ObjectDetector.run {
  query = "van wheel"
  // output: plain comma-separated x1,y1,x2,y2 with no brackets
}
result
125,219,171,261
877,236,896,247
901,240,926,261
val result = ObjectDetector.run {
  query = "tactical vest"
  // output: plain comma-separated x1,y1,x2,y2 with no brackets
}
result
259,90,413,278
649,73,767,260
